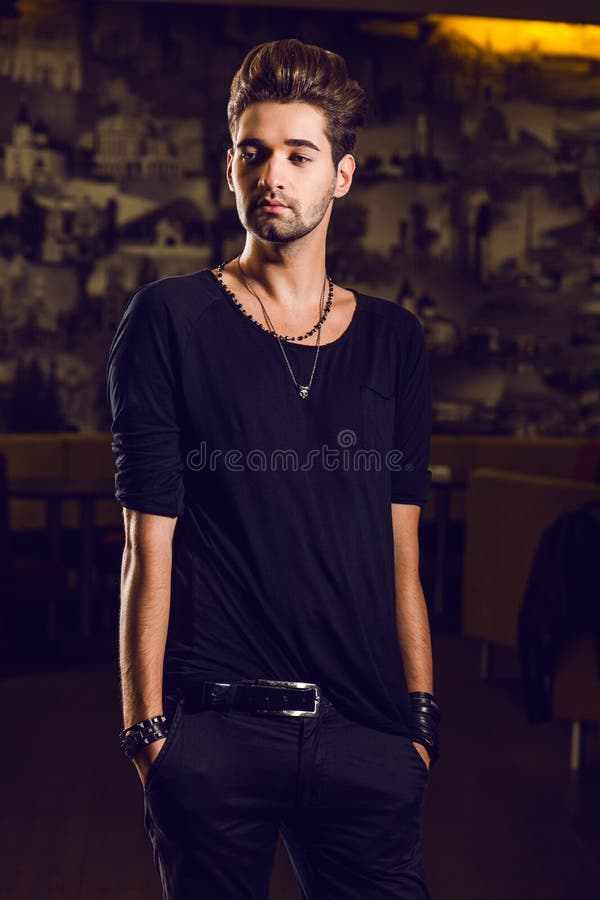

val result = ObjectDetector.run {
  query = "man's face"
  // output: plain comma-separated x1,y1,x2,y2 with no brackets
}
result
227,101,353,244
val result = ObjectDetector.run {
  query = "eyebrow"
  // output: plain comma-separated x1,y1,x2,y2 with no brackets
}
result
236,138,321,152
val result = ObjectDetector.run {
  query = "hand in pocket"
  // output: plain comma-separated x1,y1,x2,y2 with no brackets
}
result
411,740,430,771
133,737,168,785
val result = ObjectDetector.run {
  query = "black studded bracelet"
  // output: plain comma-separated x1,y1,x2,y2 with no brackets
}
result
119,715,169,759
409,691,441,767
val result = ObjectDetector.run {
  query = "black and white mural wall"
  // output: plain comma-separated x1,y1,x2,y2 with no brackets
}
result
1,1,600,435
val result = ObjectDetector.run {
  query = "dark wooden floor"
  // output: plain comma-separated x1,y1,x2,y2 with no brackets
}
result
2,630,599,900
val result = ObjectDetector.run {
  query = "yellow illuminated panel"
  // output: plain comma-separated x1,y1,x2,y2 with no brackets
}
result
429,15,600,59
16,0,75,21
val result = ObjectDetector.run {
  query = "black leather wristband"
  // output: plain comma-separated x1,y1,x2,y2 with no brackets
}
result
119,715,169,759
409,692,441,767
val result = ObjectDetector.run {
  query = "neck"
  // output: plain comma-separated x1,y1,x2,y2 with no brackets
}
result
238,234,328,312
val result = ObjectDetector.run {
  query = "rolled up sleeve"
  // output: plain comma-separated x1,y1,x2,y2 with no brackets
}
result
390,313,433,508
106,285,185,517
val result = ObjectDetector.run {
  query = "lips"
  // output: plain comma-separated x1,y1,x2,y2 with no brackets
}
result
257,199,288,209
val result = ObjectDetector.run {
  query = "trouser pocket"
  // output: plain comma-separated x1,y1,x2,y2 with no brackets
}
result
406,736,430,778
143,697,185,791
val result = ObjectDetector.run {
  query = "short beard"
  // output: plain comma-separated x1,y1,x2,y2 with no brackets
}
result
247,218,316,244
239,178,337,244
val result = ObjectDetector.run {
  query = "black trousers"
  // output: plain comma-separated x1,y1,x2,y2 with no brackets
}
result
142,692,430,899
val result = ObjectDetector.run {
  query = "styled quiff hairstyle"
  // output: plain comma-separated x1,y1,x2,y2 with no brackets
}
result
227,38,369,166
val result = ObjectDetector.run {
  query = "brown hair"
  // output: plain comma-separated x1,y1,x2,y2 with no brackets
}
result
227,38,369,166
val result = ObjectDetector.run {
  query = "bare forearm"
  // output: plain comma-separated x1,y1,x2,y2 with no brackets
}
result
394,570,433,694
119,511,176,728
391,505,434,694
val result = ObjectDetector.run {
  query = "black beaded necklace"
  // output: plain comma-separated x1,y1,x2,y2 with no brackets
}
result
215,259,334,399
215,260,335,342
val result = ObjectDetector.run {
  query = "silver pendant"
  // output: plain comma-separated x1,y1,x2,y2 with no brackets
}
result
298,385,310,399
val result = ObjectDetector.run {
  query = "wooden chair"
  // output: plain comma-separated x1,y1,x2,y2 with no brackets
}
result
553,630,600,771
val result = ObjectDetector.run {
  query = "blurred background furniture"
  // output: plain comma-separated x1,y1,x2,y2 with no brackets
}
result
462,468,600,673
1,430,599,717
553,630,600,770
428,465,468,620
0,453,69,665
8,476,116,638
0,434,123,657
461,461,600,769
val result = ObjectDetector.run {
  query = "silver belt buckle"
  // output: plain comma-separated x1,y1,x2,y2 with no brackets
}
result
244,679,320,717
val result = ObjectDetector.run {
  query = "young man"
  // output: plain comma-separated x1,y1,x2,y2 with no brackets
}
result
108,38,440,900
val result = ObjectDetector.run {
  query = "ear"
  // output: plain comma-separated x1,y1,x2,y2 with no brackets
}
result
333,154,356,200
226,147,234,193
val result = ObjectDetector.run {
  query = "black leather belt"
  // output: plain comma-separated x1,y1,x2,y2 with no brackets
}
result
181,679,321,717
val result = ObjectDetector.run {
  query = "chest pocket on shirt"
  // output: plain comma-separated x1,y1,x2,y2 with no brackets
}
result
359,381,396,451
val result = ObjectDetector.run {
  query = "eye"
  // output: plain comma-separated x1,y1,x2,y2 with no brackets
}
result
290,154,311,164
239,150,258,162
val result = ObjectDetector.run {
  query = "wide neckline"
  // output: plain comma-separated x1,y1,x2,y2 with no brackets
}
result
206,268,362,352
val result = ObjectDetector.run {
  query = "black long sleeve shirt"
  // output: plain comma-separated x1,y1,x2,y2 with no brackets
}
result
107,268,432,736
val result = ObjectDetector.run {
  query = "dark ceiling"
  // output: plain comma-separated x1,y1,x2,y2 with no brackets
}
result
117,0,600,27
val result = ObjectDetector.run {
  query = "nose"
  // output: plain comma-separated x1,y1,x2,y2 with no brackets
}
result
257,154,285,191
